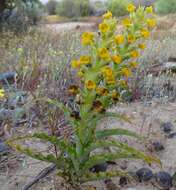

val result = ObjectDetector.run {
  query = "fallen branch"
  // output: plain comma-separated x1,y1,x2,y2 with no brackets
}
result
21,164,56,190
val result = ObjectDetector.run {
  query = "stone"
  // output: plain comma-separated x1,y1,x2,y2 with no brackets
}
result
168,132,176,138
155,171,172,190
119,176,128,186
136,168,153,182
0,142,10,154
90,162,108,173
152,141,164,152
161,122,174,133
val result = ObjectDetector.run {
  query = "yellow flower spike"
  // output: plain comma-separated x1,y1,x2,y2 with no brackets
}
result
138,43,146,49
81,32,94,46
122,18,132,27
103,11,112,20
79,55,91,65
122,68,132,78
0,89,5,98
127,3,136,12
146,6,153,14
114,35,124,45
98,48,110,60
130,50,139,58
85,80,96,90
111,55,122,64
147,19,156,28
140,29,150,39
99,23,110,33
71,60,80,69
128,35,136,43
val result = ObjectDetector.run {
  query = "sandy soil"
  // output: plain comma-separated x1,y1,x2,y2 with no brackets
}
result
1,100,176,190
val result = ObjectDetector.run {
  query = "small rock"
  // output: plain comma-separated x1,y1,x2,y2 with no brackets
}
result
0,142,10,154
104,179,117,190
90,162,108,173
161,122,174,133
155,171,172,190
172,172,176,187
136,168,153,182
152,141,164,152
119,176,128,186
168,132,176,138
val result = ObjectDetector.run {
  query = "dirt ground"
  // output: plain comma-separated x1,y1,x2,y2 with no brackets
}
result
1,100,176,190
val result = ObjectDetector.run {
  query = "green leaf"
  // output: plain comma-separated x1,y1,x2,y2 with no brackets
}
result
82,140,161,171
95,128,142,139
82,170,129,182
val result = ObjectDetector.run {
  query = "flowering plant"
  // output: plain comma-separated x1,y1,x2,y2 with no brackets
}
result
8,4,159,189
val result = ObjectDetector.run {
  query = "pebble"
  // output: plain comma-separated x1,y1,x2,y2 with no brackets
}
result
152,141,164,151
168,132,176,138
119,176,128,186
0,142,10,154
155,171,172,190
161,122,174,133
136,168,153,182
90,162,108,173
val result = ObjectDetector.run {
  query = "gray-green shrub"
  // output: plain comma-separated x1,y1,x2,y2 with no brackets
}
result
155,0,176,15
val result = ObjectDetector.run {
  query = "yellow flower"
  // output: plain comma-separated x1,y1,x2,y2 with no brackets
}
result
101,66,113,77
140,29,150,38
146,6,153,14
99,23,110,33
68,85,79,96
138,43,146,49
85,80,96,90
103,11,112,19
98,48,110,60
122,18,132,27
128,35,136,43
96,87,108,96
147,19,156,28
127,3,136,12
77,70,84,77
0,89,5,98
71,60,80,68
122,68,132,77
111,90,120,101
79,55,91,65
111,55,122,64
114,35,124,45
81,32,94,46
130,50,139,58
129,62,138,68
106,76,116,85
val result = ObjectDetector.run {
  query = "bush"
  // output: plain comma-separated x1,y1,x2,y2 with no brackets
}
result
0,1,43,32
155,0,176,15
46,0,58,15
57,0,94,18
106,0,131,17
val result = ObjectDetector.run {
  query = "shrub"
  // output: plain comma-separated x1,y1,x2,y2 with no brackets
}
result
106,0,130,17
155,0,176,15
8,4,160,190
46,0,58,15
57,0,93,18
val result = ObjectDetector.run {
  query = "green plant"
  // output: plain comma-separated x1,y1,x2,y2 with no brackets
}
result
155,0,176,15
106,0,131,17
57,0,93,18
7,4,160,189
